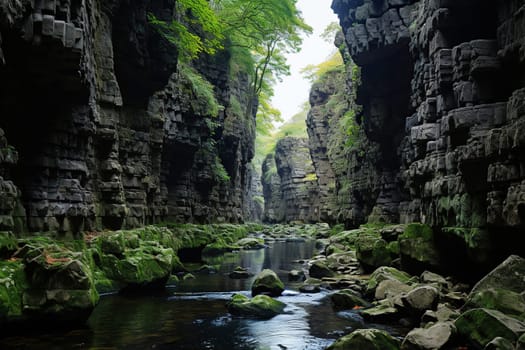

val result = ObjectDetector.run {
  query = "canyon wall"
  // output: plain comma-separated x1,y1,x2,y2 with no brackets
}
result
261,137,319,223
329,0,525,264
0,0,256,235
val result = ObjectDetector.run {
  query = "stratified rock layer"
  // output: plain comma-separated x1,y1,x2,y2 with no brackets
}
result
0,0,256,234
331,0,525,266
262,137,319,223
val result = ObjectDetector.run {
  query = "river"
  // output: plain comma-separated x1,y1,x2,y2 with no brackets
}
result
1,238,401,349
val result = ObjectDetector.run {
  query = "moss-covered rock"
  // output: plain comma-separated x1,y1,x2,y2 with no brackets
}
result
470,255,525,295
226,293,286,319
366,266,413,296
455,308,525,348
464,288,525,319
327,328,400,350
309,260,336,278
252,269,284,297
235,237,265,250
360,302,400,323
1,236,99,326
398,223,440,273
355,235,393,271
330,289,371,311
89,227,175,290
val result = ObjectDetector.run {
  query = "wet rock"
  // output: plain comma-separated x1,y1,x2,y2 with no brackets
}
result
360,301,401,323
251,269,284,297
226,293,285,319
330,289,371,311
299,284,321,294
235,237,265,250
327,328,400,350
309,260,336,279
401,322,455,350
288,269,304,281
229,267,253,279
455,308,525,348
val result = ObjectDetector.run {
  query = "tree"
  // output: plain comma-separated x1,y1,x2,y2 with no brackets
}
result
217,0,312,118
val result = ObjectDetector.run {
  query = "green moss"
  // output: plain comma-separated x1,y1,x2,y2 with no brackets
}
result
400,223,433,240
465,289,525,319
179,64,222,117
455,308,525,348
226,293,286,319
327,329,400,350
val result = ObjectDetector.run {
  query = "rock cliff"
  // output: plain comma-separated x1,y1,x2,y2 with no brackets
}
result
262,137,319,223
331,0,525,264
0,0,256,235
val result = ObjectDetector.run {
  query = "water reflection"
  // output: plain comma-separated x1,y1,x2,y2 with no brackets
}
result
0,240,358,350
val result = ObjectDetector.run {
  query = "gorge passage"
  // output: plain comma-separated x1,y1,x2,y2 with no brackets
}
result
1,0,525,349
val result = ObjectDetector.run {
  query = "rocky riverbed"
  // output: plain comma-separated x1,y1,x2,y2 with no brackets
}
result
1,223,525,349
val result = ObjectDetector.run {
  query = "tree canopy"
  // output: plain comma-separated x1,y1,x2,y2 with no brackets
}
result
149,0,312,133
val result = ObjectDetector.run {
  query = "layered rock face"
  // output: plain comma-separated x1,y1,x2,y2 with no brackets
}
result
0,0,256,234
332,0,525,262
262,137,319,223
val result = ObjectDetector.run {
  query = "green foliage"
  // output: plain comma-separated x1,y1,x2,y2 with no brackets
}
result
148,0,224,61
179,64,221,116
253,102,309,170
213,156,231,183
301,51,344,83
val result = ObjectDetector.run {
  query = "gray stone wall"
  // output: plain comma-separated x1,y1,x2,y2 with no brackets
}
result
0,0,256,235
332,0,525,262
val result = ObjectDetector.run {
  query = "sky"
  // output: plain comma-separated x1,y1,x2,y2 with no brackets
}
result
271,0,339,125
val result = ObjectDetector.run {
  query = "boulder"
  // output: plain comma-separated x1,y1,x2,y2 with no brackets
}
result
235,237,265,250
355,235,393,271
402,286,439,314
366,266,413,296
330,289,371,310
251,269,285,297
360,302,400,323
455,308,525,348
309,260,336,278
288,269,305,281
464,288,525,319
327,328,400,350
299,278,322,293
471,255,525,295
401,322,455,350
398,224,440,273
226,293,286,319
420,271,449,291
421,304,460,325
375,279,413,301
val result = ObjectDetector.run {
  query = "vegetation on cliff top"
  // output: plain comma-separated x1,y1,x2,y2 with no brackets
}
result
150,0,311,131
